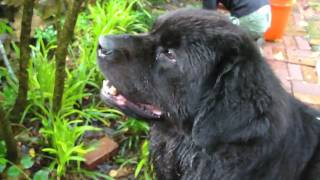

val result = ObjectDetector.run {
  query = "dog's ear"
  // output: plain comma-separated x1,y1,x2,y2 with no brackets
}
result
191,33,275,152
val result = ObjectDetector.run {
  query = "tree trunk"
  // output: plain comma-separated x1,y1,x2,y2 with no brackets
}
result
10,0,34,123
0,107,18,162
52,0,84,113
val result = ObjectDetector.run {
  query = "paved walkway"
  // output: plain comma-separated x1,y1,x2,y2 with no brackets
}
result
263,0,320,109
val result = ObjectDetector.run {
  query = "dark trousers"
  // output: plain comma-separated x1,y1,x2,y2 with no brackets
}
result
202,0,216,9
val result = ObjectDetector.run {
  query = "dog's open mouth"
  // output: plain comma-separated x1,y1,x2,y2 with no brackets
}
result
100,80,162,119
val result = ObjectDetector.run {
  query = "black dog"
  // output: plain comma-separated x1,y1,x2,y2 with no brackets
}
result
97,9,320,180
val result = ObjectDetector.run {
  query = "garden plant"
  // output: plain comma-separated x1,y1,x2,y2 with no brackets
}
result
0,0,165,179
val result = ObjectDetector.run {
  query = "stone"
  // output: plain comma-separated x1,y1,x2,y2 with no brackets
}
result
294,92,320,105
109,166,133,178
266,60,292,93
286,49,318,66
263,44,273,60
293,13,303,26
310,39,320,45
316,60,320,84
288,64,303,80
295,36,312,50
272,43,287,61
84,136,119,169
312,45,320,52
292,80,320,96
283,36,297,49
301,66,318,83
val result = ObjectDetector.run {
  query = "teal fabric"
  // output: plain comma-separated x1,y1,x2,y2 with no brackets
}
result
230,5,271,39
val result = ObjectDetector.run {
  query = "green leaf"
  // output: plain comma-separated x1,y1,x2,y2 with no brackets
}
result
42,148,58,154
0,164,5,173
21,155,34,169
7,165,21,177
68,156,85,162
0,141,6,156
33,168,50,180
134,159,146,177
0,159,6,173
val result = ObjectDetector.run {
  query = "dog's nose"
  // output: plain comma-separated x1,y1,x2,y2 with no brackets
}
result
98,35,130,61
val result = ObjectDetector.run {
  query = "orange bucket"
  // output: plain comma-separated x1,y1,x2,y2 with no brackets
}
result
264,0,294,41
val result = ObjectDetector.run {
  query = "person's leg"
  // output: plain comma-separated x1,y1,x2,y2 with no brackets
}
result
237,5,272,40
203,0,217,9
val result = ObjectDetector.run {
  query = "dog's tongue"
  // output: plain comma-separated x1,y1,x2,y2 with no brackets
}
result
152,109,162,116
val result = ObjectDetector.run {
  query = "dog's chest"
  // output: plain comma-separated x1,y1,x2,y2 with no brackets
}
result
149,123,248,180
149,123,308,180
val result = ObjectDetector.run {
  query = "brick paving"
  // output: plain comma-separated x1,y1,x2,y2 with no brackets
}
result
263,0,320,108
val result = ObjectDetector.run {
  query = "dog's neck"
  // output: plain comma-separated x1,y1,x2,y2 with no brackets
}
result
151,112,320,180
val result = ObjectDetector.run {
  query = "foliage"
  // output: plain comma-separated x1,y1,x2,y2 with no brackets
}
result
306,21,320,39
115,118,154,179
118,118,150,152
0,0,156,178
27,38,56,106
0,67,18,110
0,141,6,173
135,140,155,180
0,19,13,34
33,168,51,180
40,116,100,176
0,140,38,179
34,25,58,44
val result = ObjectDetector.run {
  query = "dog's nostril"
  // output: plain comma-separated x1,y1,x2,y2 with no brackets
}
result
102,49,113,55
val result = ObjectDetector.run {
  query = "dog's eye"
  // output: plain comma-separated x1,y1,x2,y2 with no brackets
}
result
162,49,176,62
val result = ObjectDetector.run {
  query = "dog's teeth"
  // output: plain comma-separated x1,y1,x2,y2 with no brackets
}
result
102,80,118,95
109,86,117,96
103,80,109,87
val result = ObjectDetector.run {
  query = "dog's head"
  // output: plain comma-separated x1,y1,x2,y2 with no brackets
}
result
97,9,263,137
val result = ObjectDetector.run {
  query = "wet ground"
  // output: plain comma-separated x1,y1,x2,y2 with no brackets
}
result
263,0,320,109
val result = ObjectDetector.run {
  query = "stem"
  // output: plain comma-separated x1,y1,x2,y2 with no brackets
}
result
0,107,18,163
9,0,35,123
52,0,84,113
0,40,17,82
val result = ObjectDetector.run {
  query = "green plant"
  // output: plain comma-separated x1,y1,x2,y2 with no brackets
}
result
0,141,7,173
34,25,57,44
135,140,154,180
76,169,115,180
0,19,13,34
1,0,155,178
0,67,18,110
118,118,149,135
28,38,56,102
18,38,56,123
40,116,100,177
88,0,149,37
118,118,150,153
74,0,151,71
0,140,42,180
306,21,320,39
33,168,51,180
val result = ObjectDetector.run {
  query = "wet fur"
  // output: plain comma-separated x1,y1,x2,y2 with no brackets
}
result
98,9,320,180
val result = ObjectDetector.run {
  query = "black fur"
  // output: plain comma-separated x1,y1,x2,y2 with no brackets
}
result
97,9,320,180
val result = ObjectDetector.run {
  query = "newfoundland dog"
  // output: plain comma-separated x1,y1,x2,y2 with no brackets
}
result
97,9,320,180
